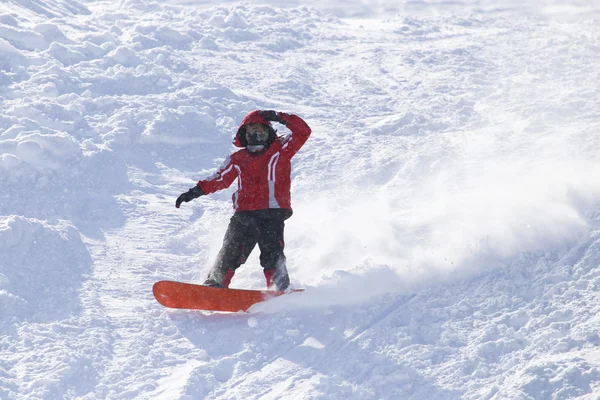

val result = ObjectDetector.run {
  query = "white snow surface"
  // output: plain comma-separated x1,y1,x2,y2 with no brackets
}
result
2,0,600,398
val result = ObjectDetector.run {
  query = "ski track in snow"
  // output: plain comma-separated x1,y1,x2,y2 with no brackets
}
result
1,0,600,399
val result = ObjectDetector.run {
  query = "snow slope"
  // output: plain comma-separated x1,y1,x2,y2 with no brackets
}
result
1,0,600,398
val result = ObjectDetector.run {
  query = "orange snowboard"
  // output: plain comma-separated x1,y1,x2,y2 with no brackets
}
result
152,280,301,312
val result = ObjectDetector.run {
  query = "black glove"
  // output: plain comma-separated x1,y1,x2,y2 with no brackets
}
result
259,110,287,125
175,185,204,208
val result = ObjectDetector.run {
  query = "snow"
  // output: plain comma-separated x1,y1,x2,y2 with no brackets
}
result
2,0,600,398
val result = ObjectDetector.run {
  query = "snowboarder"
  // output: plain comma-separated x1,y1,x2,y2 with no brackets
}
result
175,110,311,291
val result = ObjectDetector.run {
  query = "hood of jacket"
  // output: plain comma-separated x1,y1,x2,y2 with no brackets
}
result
233,110,276,147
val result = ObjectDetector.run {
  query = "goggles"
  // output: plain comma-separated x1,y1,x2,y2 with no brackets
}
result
245,125,269,145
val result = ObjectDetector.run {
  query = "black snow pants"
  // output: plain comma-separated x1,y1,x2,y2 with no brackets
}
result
206,209,291,290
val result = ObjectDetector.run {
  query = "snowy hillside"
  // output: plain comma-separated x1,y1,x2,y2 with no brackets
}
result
2,0,600,398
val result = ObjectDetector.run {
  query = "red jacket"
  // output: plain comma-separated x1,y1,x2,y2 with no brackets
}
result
197,113,311,213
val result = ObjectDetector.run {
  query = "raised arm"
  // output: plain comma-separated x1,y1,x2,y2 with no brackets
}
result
259,111,311,156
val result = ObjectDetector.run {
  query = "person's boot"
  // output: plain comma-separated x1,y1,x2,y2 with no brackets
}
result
202,278,222,288
264,256,289,291
204,269,235,288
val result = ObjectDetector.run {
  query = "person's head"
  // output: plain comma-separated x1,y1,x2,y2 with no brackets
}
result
244,123,270,152
234,110,277,153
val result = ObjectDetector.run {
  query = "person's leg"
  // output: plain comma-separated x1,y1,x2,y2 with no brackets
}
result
205,212,257,288
257,210,289,290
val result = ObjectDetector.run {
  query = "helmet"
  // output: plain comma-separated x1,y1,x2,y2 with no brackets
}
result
233,110,277,148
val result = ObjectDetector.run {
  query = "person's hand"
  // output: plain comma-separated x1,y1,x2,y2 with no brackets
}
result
259,110,287,125
175,186,204,208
